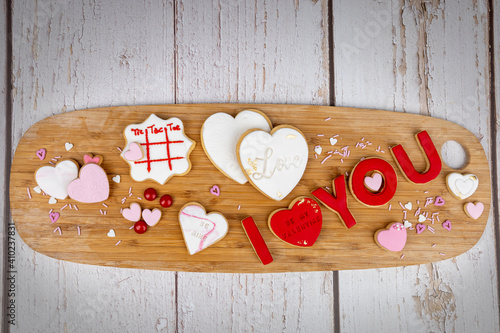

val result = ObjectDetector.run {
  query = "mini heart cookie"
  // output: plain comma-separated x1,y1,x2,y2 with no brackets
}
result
35,160,79,199
210,185,220,196
112,175,121,183
68,163,109,203
364,173,383,192
268,197,322,247
330,137,337,146
49,212,60,223
48,197,57,204
237,125,309,201
464,202,484,220
142,208,161,226
374,222,407,252
416,223,426,234
33,186,42,194
122,203,142,222
123,142,143,161
417,214,426,223
314,145,323,155
442,220,452,231
201,110,272,184
403,220,412,229
36,148,46,160
434,196,445,206
446,173,478,200
404,202,413,211
65,142,74,151
83,153,102,165
107,229,116,237
178,203,229,255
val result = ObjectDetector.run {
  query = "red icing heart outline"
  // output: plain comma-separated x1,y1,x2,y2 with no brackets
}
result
268,197,322,247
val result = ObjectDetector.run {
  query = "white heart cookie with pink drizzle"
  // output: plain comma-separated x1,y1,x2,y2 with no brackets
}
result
237,125,308,201
201,110,272,184
178,203,229,255
35,160,79,200
121,114,196,185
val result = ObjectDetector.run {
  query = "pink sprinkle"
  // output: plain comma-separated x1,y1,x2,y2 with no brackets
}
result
129,193,133,197
54,156,61,159
376,146,381,152
137,197,142,200
360,137,364,141
424,191,429,194
69,204,72,210
432,244,436,247
403,211,407,219
414,207,421,216
398,202,405,210
48,161,55,165
27,187,32,199
99,209,104,215
104,210,107,215
436,214,440,222
51,158,58,162
333,134,339,138
77,226,81,235
416,200,420,205
400,254,405,259
238,205,241,210
74,204,79,211
388,204,392,211
321,154,332,164
129,225,134,230
439,252,445,256
427,226,435,233
324,117,331,121
380,150,385,153
53,227,62,235
325,186,330,191
314,154,318,159
120,208,123,214
102,203,108,208
117,147,123,152
60,204,68,210
49,209,53,214
340,159,344,163
366,141,372,145
327,151,333,154
129,187,132,194
115,240,121,246
424,197,434,207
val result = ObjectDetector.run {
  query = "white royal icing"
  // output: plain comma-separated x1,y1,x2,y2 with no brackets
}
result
121,114,195,185
446,172,478,200
35,160,79,200
237,126,309,201
201,110,272,184
179,204,229,255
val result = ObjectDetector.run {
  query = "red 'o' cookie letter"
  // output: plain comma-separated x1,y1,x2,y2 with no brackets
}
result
390,130,442,184
349,158,397,206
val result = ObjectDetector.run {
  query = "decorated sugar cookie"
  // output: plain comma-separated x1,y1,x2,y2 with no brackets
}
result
201,110,272,184
178,203,229,255
121,114,196,185
241,216,273,265
237,125,308,201
446,172,478,200
464,202,484,220
268,197,322,247
68,155,109,203
35,160,79,200
374,222,407,252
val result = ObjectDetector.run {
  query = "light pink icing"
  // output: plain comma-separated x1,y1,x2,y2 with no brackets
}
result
67,164,109,203
465,202,484,219
83,154,100,164
142,208,162,226
124,142,143,161
122,202,141,222
364,173,383,191
376,223,407,252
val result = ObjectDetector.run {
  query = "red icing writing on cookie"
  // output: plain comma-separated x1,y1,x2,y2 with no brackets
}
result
241,216,273,265
312,175,357,228
349,158,397,206
268,197,322,247
390,130,442,184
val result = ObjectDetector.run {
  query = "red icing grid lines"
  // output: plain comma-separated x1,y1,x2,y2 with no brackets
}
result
134,127,185,172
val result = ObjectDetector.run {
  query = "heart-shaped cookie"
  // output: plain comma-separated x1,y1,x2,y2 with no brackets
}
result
364,173,383,192
142,208,162,226
123,142,143,161
237,125,308,201
464,202,484,220
374,222,407,252
35,160,79,199
178,203,229,255
67,163,110,203
122,203,142,222
268,197,322,247
201,110,272,184
446,173,478,200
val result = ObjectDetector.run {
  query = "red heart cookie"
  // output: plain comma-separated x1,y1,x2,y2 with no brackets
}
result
268,197,322,247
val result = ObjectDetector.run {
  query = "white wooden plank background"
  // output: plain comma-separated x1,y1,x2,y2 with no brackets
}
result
3,0,499,332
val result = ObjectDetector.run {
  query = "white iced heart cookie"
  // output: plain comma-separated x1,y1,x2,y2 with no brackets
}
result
35,160,79,200
121,114,196,185
237,125,309,201
446,172,478,200
201,110,272,184
178,203,229,255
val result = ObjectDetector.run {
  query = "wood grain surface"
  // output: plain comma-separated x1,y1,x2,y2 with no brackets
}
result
10,104,491,272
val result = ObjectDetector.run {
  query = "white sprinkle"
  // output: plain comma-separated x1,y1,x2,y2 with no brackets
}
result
388,204,392,211
120,208,123,214
53,227,62,235
237,205,241,210
129,225,134,230
129,187,132,194
325,186,330,191
60,204,68,211
403,211,407,219
317,134,324,137
77,226,81,235
27,187,32,199
100,209,104,215
137,197,142,200
439,252,445,256
324,117,331,121
398,202,405,210
102,203,108,208
51,158,58,162
54,156,61,159
104,210,107,215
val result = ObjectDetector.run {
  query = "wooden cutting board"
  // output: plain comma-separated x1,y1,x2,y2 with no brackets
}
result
10,104,491,272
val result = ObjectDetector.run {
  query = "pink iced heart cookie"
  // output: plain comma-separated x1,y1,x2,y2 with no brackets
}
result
178,203,229,255
464,202,484,220
416,223,426,234
123,142,143,161
364,173,383,192
374,222,407,252
442,220,452,231
36,148,46,160
35,160,79,200
122,203,142,222
68,163,110,203
142,208,162,226
83,154,102,165
210,185,220,196
49,212,60,223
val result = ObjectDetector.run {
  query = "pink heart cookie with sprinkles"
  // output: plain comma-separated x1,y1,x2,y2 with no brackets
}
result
374,222,407,252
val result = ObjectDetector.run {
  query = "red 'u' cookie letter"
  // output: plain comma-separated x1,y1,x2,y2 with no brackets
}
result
241,217,273,265
350,158,398,206
390,130,442,184
312,175,357,228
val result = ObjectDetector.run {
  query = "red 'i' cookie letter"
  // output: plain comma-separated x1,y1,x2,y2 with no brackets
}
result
312,175,357,229
390,130,442,184
241,217,273,265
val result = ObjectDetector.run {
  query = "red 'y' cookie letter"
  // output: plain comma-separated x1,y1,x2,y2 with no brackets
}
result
312,175,357,228
390,130,442,184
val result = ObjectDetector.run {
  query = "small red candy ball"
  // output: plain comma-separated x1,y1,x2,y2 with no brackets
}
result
144,188,157,201
134,220,148,234
160,194,173,208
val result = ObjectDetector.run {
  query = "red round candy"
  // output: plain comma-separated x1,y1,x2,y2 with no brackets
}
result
144,188,157,201
160,194,173,208
134,220,148,234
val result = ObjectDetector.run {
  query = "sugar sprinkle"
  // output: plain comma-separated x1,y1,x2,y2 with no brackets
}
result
27,187,32,199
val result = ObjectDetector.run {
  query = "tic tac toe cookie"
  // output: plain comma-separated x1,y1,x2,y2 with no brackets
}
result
201,110,272,184
374,222,407,252
178,203,229,255
121,114,196,185
35,160,79,200
446,172,479,200
268,197,322,247
67,155,109,203
237,125,308,201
